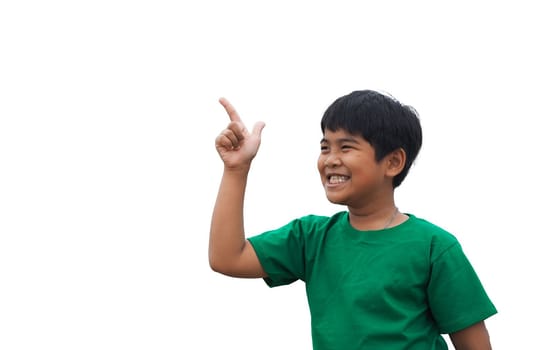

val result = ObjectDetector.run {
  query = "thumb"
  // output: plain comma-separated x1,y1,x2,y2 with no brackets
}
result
251,121,265,137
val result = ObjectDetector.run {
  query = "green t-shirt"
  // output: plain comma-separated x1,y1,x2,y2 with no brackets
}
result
248,212,497,350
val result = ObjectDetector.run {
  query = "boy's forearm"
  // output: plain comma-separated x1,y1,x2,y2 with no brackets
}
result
209,167,250,273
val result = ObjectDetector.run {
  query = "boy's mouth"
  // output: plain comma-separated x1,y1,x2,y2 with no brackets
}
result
327,175,350,184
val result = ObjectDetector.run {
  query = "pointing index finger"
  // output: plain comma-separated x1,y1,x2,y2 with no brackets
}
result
219,97,242,122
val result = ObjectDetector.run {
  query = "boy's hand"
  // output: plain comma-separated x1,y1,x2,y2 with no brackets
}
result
215,98,265,170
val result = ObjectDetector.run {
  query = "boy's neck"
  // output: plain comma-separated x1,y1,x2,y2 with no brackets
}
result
347,203,405,231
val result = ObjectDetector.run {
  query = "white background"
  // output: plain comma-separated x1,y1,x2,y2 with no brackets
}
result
1,1,551,349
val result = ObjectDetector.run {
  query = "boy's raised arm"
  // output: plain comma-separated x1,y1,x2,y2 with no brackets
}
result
208,98,267,278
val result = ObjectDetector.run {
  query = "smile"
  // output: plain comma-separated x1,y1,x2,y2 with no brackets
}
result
328,175,350,184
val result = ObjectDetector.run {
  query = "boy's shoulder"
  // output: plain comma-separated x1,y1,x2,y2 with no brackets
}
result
406,214,458,239
404,214,462,259
292,211,348,228
297,212,455,234
290,212,460,247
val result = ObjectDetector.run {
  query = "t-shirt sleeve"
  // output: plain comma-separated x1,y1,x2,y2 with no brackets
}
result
427,242,497,334
248,218,307,287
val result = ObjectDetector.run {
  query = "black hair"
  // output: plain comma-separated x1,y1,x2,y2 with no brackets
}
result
320,90,422,188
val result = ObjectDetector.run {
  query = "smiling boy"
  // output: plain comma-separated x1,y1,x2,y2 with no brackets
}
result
209,90,497,349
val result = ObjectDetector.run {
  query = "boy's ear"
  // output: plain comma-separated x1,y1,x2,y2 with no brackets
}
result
385,148,406,177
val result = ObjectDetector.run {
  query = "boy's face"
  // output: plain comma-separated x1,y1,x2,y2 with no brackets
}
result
318,128,389,208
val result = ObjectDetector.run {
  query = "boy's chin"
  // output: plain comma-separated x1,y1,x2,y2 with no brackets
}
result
325,194,348,206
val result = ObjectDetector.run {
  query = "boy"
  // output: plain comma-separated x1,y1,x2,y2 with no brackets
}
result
209,90,497,349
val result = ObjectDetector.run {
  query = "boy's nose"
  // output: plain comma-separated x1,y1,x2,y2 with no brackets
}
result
324,155,341,167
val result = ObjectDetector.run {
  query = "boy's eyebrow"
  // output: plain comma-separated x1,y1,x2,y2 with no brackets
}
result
320,136,360,144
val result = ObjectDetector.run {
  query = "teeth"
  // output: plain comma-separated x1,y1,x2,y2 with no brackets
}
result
329,175,349,184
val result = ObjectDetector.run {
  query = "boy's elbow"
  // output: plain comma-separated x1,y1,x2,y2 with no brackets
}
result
208,254,221,273
209,259,223,274
208,255,233,276
209,251,267,279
